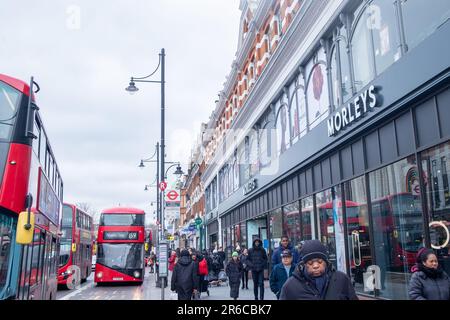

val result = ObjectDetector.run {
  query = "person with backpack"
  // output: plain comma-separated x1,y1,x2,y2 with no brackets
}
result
226,251,243,300
197,252,210,297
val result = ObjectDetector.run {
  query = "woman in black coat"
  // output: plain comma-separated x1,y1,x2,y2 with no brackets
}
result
171,249,199,300
408,248,450,300
225,252,243,300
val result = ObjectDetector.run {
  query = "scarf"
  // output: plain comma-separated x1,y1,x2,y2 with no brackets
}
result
418,263,443,279
303,267,329,299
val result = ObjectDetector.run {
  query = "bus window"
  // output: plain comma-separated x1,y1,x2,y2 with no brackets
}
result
0,214,15,292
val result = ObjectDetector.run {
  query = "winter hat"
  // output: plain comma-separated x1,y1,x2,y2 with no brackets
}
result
418,248,434,263
232,251,239,257
300,240,328,264
180,249,190,257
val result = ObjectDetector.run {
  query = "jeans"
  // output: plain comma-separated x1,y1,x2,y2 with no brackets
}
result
251,270,264,300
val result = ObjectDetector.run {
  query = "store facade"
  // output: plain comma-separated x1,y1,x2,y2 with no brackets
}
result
203,0,450,299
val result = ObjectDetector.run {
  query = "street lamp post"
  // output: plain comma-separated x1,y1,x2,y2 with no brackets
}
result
127,49,166,299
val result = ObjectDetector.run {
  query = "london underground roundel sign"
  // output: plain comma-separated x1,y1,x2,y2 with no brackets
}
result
167,190,179,201
159,181,167,191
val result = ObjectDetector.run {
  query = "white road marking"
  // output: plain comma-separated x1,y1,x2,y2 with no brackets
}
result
59,282,94,300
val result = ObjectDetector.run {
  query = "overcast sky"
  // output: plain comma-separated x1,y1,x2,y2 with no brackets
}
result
0,0,241,223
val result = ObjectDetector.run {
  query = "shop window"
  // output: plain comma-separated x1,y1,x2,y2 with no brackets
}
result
317,186,346,272
369,155,425,299
269,208,283,256
401,0,450,52
306,46,330,130
301,196,315,241
344,175,373,294
421,141,450,277
283,202,301,247
259,122,273,170
249,131,259,177
289,74,307,144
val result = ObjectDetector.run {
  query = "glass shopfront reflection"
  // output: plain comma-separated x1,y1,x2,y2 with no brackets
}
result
369,155,425,299
421,141,450,276
343,176,373,294
316,186,346,272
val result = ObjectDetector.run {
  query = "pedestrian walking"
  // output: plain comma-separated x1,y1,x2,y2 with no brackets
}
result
246,238,268,300
197,252,210,297
171,249,199,300
279,240,358,300
270,249,295,299
148,251,156,273
408,248,450,300
271,235,300,266
218,247,226,270
239,248,249,289
168,250,177,272
226,251,243,300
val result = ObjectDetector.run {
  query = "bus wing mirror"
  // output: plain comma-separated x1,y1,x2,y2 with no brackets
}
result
72,243,77,252
16,211,35,244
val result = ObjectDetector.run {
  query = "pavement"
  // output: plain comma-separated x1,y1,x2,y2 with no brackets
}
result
57,267,277,300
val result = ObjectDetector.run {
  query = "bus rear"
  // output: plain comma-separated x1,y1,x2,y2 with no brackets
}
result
94,207,145,284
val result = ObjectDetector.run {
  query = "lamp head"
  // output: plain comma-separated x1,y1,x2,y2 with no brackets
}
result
126,79,139,95
174,164,184,177
139,160,145,168
144,185,148,191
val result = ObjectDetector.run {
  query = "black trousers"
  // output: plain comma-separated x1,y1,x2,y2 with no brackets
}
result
251,270,264,300
241,269,249,288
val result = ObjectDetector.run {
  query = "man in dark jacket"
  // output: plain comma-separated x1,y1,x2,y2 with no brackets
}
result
171,249,199,300
246,238,268,300
270,249,295,299
279,240,358,300
271,235,300,266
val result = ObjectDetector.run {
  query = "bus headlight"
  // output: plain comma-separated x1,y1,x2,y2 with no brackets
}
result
133,271,140,278
97,272,103,279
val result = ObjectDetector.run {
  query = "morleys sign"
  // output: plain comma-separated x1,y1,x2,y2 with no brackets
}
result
37,168,60,225
327,85,378,137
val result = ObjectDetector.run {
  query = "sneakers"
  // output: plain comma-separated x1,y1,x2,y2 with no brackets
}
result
207,290,210,296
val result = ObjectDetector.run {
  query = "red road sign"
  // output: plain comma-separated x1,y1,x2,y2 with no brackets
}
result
167,190,179,201
159,181,167,191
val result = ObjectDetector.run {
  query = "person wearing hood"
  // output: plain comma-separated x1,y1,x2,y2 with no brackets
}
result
246,238,268,300
271,235,300,266
279,240,357,300
408,248,450,300
171,249,199,300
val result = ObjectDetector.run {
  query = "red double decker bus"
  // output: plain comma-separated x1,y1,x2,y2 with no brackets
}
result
0,74,63,300
57,203,94,288
94,207,145,284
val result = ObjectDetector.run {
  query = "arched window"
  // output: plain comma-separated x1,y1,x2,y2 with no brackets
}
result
306,46,329,130
330,25,352,108
289,73,307,144
350,0,401,92
259,120,273,169
275,96,289,156
249,129,259,177
233,150,239,192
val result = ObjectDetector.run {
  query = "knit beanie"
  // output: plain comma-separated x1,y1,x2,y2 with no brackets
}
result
180,249,190,257
300,240,328,263
232,251,239,257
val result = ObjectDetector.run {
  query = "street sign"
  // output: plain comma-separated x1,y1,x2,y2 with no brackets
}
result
158,242,169,277
166,190,179,201
159,181,167,191
195,217,202,225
